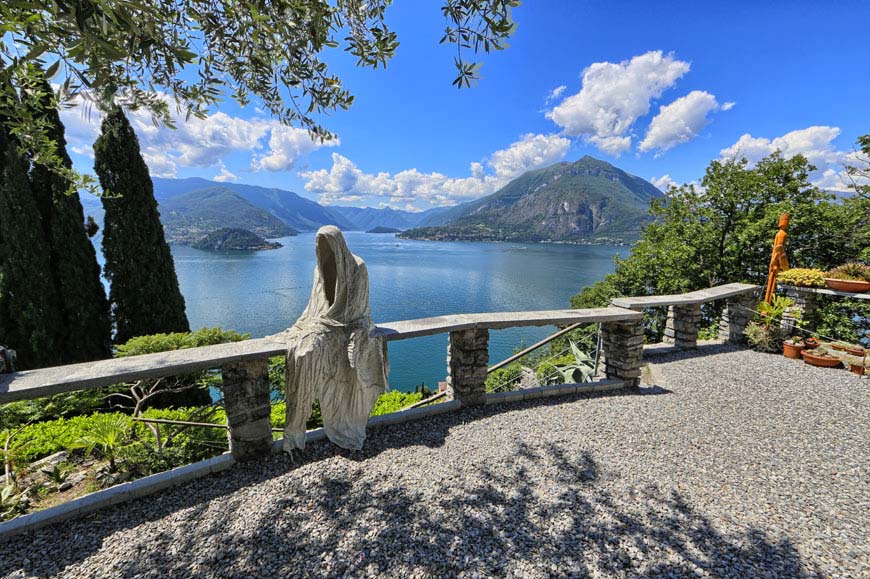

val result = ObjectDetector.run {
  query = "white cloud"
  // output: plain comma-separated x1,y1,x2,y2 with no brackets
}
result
546,50,691,156
649,174,705,193
719,126,856,191
650,174,677,191
59,96,333,178
301,133,570,209
213,164,238,182
545,85,567,103
488,133,571,180
722,101,736,111
252,125,339,172
639,91,724,154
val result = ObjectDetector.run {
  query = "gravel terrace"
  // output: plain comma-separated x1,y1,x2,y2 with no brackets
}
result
1,344,867,578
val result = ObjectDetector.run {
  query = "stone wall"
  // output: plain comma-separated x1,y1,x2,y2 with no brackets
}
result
601,320,643,387
718,293,757,344
446,329,489,406
222,359,273,460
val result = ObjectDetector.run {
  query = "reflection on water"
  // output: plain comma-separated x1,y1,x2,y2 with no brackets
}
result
169,233,628,392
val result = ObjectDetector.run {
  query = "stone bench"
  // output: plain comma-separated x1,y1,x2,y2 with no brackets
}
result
611,283,759,349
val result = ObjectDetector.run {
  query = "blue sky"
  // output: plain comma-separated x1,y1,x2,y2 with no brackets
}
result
62,0,870,211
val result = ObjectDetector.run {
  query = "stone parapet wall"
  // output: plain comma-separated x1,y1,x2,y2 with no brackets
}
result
446,329,489,406
222,359,273,461
718,293,757,344
662,304,702,349
601,320,644,387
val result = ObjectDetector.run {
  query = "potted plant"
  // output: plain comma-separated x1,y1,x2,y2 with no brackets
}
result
825,263,870,292
783,337,805,359
845,344,865,357
777,268,827,288
744,296,794,353
804,336,820,349
849,360,865,376
800,346,842,368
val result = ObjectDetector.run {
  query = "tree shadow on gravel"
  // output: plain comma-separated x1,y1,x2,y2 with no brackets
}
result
0,424,821,578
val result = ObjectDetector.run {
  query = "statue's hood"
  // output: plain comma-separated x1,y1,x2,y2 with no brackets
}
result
300,226,370,325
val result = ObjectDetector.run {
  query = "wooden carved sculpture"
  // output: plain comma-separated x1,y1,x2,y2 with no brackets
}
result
764,213,790,303
276,226,388,451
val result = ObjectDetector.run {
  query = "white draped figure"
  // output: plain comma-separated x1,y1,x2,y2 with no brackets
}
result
278,226,388,451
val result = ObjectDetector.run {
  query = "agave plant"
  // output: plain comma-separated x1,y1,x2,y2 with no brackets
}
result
555,341,596,384
827,262,870,282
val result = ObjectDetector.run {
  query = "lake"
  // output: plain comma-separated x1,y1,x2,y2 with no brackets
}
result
166,232,628,392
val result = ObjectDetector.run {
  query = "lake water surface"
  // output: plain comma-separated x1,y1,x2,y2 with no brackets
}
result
169,233,629,392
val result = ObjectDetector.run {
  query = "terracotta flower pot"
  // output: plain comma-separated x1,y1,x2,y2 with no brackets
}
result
783,342,805,359
832,343,845,351
800,349,842,368
850,363,865,376
804,337,820,349
845,346,865,357
824,278,870,293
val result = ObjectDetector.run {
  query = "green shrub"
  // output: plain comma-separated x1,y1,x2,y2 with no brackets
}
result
485,362,523,392
810,298,870,347
370,391,424,415
744,320,786,353
138,406,228,458
777,268,826,287
5,413,133,464
115,327,249,357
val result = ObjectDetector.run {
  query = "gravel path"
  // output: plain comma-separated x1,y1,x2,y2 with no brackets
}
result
1,344,867,578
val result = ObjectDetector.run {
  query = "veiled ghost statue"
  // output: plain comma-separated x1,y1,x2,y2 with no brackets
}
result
277,226,388,451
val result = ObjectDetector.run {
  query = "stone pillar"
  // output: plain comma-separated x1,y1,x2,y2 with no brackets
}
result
781,286,818,326
601,319,643,388
718,293,756,344
662,304,702,348
446,329,489,406
222,358,273,461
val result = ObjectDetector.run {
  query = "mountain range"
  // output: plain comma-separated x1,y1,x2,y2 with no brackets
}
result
400,156,662,244
80,157,661,244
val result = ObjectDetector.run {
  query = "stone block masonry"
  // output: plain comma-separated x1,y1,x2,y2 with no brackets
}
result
601,320,644,387
221,358,273,460
719,292,757,343
663,304,702,349
446,329,489,406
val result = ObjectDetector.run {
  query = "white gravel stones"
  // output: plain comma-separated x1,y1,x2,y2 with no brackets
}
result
0,344,867,578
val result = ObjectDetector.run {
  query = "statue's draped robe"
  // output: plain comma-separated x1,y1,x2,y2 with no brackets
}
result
277,226,388,451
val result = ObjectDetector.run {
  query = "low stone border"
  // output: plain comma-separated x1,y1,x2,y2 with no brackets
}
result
0,452,235,540
485,379,626,406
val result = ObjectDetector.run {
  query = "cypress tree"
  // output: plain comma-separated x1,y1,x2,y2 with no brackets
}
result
27,79,112,363
94,107,189,344
0,105,61,369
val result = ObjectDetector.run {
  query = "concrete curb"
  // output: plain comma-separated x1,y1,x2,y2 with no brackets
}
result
485,379,626,406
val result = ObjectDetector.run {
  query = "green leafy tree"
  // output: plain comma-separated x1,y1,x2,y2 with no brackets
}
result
27,77,112,364
1,1,519,190
0,92,62,369
95,107,190,343
572,152,860,341
843,134,870,261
